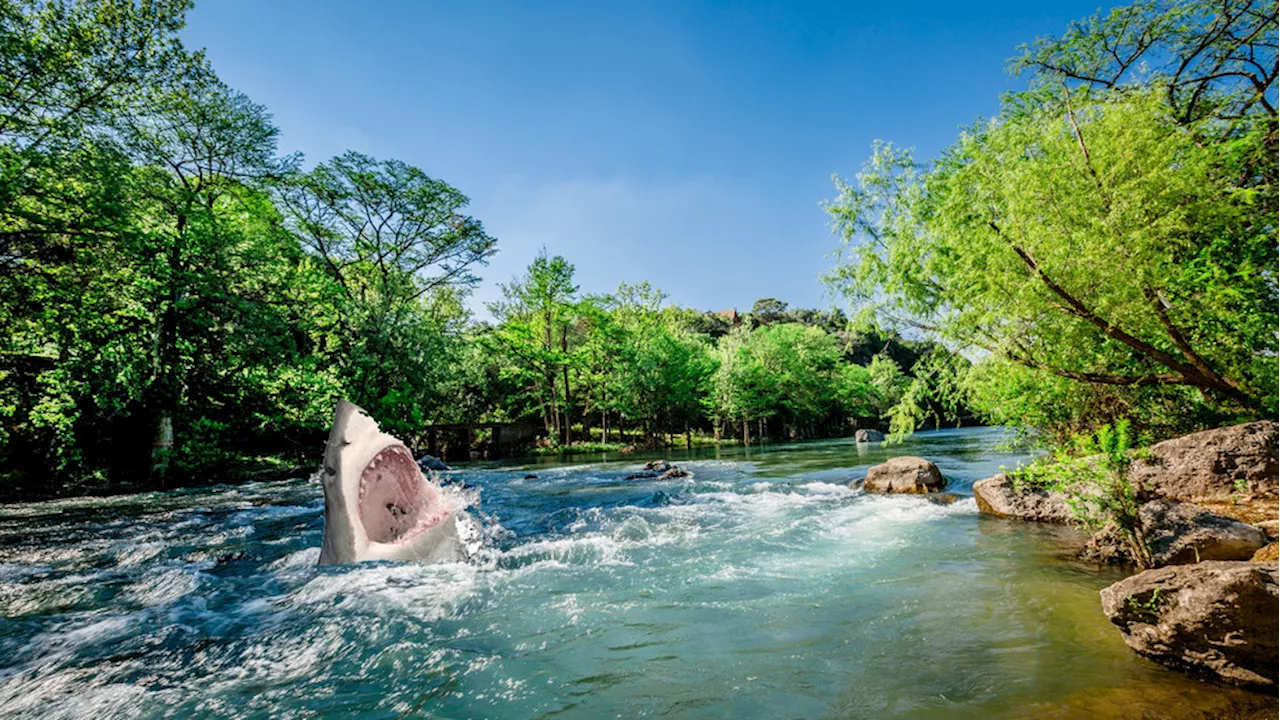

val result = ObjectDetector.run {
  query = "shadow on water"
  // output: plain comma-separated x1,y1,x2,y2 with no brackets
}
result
0,428,1272,719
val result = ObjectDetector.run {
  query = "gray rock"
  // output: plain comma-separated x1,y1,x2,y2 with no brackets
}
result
417,454,450,472
855,429,886,443
1082,500,1268,567
859,456,946,494
627,460,689,480
1130,421,1277,501
1099,561,1278,688
972,473,1075,524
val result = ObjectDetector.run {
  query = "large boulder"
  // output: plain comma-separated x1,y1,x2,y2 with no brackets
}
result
860,456,946,494
1130,421,1278,501
854,429,885,443
1082,500,1268,567
1099,561,1278,688
972,473,1074,524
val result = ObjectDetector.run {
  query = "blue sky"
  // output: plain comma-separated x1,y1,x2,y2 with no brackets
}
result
183,1,1119,319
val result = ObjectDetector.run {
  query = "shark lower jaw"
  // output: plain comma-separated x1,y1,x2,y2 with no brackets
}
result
356,443,446,545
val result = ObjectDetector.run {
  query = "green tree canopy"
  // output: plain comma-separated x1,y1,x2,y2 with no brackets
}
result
826,0,1277,439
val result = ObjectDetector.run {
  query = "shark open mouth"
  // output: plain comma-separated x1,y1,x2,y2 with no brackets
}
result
358,444,437,543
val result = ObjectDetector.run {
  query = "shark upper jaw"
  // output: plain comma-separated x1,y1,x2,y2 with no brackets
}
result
317,399,464,566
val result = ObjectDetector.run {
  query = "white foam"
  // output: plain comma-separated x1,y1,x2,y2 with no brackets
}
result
265,547,321,572
18,614,135,664
496,534,629,570
115,542,164,567
797,482,859,497
123,568,200,607
0,669,152,720
287,562,478,620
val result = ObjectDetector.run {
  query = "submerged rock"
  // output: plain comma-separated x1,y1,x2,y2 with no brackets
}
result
626,460,690,480
1130,421,1278,501
1082,500,1268,567
972,473,1074,524
417,454,450,472
859,456,946,494
854,429,885,443
1099,561,1278,688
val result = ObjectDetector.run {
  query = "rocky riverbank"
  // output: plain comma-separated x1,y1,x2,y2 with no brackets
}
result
973,421,1279,692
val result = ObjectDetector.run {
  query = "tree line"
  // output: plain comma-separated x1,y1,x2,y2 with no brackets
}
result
476,257,959,452
0,0,960,498
3,0,1272,499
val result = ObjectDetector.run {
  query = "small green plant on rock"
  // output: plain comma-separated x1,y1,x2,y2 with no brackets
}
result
1014,421,1154,568
1124,586,1165,623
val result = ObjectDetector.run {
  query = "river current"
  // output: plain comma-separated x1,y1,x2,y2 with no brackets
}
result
0,428,1270,718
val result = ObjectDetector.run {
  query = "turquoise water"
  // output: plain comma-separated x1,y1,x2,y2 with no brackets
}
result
0,428,1269,718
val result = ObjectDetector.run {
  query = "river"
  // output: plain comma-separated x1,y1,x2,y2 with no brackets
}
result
0,428,1270,718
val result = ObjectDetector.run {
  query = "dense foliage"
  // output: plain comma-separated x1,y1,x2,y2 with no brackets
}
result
826,0,1277,442
0,0,961,498
0,0,497,496
479,251,954,449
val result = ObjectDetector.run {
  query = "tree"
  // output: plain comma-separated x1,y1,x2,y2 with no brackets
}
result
0,1,506,495
709,323,856,442
120,64,288,482
624,322,715,447
488,250,579,442
280,151,496,317
826,0,1277,439
1013,0,1277,124
750,297,789,325
280,151,496,431
0,0,192,280
0,0,191,148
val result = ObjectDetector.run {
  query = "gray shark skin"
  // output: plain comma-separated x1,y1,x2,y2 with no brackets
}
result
317,399,477,566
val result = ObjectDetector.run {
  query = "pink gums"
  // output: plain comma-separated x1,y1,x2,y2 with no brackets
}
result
357,444,448,544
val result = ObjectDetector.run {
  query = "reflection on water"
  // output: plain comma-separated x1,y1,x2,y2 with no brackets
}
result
0,428,1271,718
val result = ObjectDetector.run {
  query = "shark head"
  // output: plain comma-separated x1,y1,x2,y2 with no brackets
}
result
317,400,474,566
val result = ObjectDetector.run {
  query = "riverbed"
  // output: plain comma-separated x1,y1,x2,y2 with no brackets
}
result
0,428,1269,718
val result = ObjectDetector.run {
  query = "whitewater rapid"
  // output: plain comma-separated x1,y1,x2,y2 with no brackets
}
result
0,429,1268,719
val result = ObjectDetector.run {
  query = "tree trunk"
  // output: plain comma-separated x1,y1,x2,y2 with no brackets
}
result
561,326,571,445
149,413,173,487
743,418,751,446
149,210,187,487
685,422,691,450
